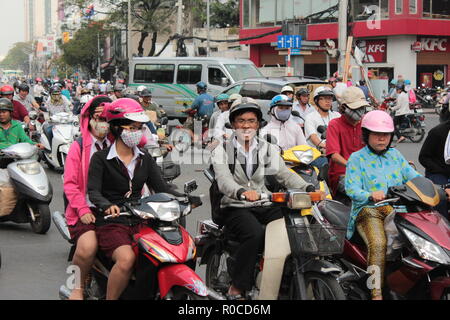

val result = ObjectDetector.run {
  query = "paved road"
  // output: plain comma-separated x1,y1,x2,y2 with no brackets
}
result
0,113,440,299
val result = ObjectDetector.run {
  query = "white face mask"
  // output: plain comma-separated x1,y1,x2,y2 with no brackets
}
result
120,129,143,148
90,119,110,137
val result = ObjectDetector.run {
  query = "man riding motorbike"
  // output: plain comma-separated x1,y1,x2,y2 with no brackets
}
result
390,83,412,143
208,93,230,141
261,94,307,150
46,85,72,116
14,83,40,112
109,84,125,102
345,110,421,300
210,97,314,299
0,85,32,129
326,87,367,202
292,88,314,129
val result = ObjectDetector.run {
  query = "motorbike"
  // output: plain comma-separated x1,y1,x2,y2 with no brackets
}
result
0,143,53,234
39,112,80,171
54,180,224,300
170,109,209,152
416,87,437,109
386,102,426,143
317,176,450,300
196,170,347,300
435,89,449,115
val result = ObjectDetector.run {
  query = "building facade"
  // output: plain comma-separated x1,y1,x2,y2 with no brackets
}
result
239,0,450,88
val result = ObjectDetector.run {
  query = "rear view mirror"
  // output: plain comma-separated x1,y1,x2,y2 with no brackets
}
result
291,111,301,118
184,179,198,194
160,117,169,125
221,77,230,87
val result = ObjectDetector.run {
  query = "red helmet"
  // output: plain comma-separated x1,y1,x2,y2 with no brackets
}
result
105,98,149,123
35,77,43,82
0,85,14,95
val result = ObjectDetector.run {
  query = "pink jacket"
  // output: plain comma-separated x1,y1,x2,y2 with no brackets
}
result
64,97,148,226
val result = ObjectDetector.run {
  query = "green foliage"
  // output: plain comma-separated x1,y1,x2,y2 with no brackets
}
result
210,0,239,28
59,22,108,77
0,42,33,71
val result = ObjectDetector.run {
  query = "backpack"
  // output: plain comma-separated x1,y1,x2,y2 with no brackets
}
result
209,141,236,226
63,137,83,212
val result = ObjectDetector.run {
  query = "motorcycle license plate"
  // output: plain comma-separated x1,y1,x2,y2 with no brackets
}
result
416,109,423,113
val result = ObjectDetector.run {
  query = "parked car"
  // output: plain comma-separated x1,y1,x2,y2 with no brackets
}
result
220,76,328,119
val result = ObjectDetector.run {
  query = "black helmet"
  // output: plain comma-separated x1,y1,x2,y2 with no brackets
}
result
296,88,310,96
50,85,61,94
13,81,21,90
396,83,405,91
18,83,30,92
0,98,14,112
139,89,152,97
229,97,263,124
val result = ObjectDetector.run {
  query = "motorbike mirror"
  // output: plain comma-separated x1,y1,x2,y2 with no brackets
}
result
28,111,38,120
260,120,268,128
318,164,329,182
317,125,327,134
184,179,198,194
221,77,230,87
291,111,301,118
224,122,232,129
160,117,169,125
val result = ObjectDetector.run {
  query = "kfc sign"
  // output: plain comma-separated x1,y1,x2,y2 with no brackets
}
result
419,38,449,52
359,40,387,63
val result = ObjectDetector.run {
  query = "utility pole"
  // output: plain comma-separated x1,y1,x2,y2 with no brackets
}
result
338,0,348,76
97,32,101,79
127,0,132,62
206,0,210,57
176,0,183,35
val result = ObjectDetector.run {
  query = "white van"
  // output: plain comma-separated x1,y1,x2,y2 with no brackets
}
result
128,57,263,122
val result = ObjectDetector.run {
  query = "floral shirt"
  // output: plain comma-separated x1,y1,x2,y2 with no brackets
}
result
345,146,420,239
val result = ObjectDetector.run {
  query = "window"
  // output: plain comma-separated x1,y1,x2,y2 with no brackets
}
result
134,64,174,83
224,64,263,82
177,64,202,84
208,67,229,87
352,0,389,20
240,82,262,99
409,0,417,14
224,84,243,96
260,82,282,100
395,0,403,14
243,0,250,27
423,0,450,18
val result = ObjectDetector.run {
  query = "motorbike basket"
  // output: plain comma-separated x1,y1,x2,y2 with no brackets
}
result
287,223,347,256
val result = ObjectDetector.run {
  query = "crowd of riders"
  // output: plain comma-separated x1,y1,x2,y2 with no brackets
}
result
1,72,450,301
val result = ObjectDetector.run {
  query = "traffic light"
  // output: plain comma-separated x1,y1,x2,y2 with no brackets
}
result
63,32,70,44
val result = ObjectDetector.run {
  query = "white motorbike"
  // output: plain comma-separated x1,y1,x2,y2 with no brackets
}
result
0,143,53,234
39,112,80,171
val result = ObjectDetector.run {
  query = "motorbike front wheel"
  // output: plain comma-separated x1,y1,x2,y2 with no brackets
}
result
205,250,232,294
408,128,425,143
29,203,51,234
289,272,346,300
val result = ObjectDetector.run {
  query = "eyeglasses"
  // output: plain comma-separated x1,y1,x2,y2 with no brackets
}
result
121,125,144,132
234,118,258,125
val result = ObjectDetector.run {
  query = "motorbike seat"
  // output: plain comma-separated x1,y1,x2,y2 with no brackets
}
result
317,199,351,229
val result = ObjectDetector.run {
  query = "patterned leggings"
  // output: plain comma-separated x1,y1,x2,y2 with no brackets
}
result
355,205,394,299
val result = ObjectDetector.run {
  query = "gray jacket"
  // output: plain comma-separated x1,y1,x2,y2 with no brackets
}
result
211,137,311,208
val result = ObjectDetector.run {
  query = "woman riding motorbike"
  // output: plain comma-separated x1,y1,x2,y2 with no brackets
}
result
86,98,193,300
345,110,421,300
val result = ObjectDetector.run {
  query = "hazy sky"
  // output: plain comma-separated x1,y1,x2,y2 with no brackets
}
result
0,0,25,59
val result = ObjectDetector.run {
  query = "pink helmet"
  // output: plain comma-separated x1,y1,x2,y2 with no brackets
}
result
104,98,149,123
361,110,394,133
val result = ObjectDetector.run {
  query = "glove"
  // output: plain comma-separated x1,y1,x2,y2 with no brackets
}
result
188,195,202,208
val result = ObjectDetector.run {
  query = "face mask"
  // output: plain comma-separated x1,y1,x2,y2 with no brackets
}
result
274,108,291,122
344,107,366,122
120,129,143,148
90,119,110,137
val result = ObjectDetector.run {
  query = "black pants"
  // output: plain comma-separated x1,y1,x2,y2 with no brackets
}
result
394,115,406,139
221,206,283,291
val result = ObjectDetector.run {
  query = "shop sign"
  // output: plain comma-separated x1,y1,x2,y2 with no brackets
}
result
419,38,449,52
434,70,444,81
359,40,387,63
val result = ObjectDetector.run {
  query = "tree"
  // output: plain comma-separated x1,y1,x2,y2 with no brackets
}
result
59,22,108,77
66,0,177,57
210,0,239,28
0,42,33,72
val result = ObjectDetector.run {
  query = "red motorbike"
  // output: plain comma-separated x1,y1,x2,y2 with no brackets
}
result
317,176,450,300
171,109,210,152
54,180,223,300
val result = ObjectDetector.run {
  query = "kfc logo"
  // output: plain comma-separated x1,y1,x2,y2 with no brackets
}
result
420,38,449,52
359,40,387,63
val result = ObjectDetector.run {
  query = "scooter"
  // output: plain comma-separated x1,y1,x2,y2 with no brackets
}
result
196,171,346,300
0,143,53,234
388,105,426,143
39,112,80,171
53,180,224,300
170,110,209,152
317,176,450,300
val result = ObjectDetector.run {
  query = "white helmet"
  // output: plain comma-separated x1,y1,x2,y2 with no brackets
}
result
313,86,335,101
281,85,294,94
137,85,147,93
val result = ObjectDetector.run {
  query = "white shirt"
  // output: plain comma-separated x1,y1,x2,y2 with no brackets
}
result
34,84,44,97
304,109,341,147
107,142,144,180
391,92,412,116
292,102,314,125
260,117,307,151
213,110,233,140
89,133,111,159
233,137,258,179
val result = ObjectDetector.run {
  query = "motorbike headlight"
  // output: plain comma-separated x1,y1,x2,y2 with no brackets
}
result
293,149,314,165
17,162,41,175
425,95,432,101
133,209,155,220
147,201,181,222
401,228,450,265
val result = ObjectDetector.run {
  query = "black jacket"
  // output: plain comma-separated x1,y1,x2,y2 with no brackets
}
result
419,121,450,177
87,147,183,220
